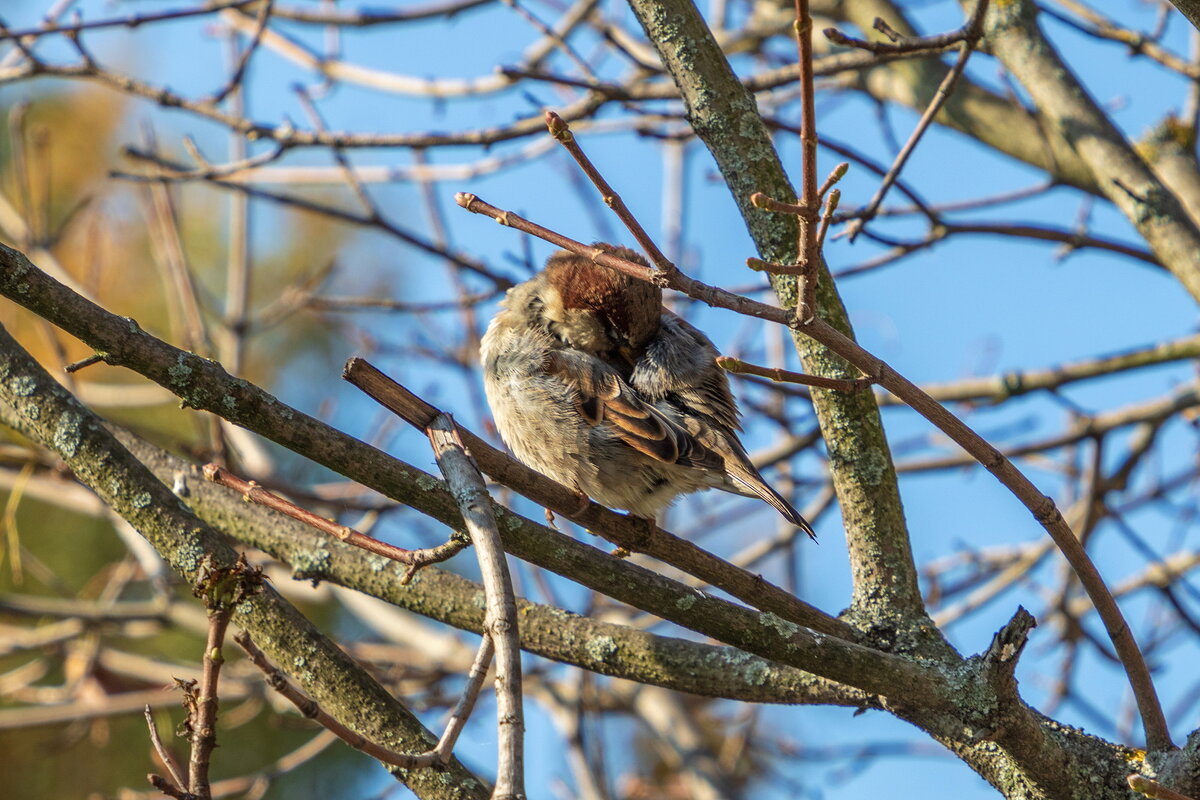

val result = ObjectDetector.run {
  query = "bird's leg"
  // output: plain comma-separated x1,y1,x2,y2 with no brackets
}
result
547,487,593,529
570,487,592,516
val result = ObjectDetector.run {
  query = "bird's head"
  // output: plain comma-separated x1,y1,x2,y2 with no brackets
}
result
512,245,662,358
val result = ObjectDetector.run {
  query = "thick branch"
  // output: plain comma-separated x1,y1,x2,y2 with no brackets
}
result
0,324,488,800
985,0,1200,307
120,420,874,707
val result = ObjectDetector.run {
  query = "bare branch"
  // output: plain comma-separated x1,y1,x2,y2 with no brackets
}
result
426,415,525,799
203,463,469,579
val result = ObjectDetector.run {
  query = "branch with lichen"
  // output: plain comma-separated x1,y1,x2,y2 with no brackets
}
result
203,463,468,582
0,320,487,799
115,421,876,707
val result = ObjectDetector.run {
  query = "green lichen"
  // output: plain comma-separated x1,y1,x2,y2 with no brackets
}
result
173,540,207,574
675,594,696,611
52,411,83,458
758,611,801,640
741,658,771,686
11,375,36,397
168,353,194,387
585,635,618,663
291,544,332,584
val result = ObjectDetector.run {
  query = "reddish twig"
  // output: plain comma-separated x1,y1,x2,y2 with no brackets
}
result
455,193,792,325
187,554,263,799
202,464,468,581
802,316,1170,750
816,188,840,251
716,355,871,392
545,110,672,271
792,0,820,320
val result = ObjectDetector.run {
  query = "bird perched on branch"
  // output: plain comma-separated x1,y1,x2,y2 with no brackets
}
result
480,244,816,539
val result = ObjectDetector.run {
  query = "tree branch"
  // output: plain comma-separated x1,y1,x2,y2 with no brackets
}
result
0,322,488,799
985,0,1200,308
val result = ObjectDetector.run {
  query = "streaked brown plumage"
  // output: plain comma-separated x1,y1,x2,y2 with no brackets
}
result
480,244,815,538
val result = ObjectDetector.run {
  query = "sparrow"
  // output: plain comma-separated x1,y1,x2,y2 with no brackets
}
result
480,244,815,539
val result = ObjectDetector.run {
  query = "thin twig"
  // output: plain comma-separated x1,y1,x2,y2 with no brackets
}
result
208,0,274,104
432,634,496,761
843,0,990,242
824,16,976,54
64,353,103,373
143,705,187,791
802,316,1171,750
0,0,258,41
456,193,790,324
545,111,672,272
816,188,840,250
716,355,870,392
186,554,263,799
791,0,820,320
203,464,469,581
147,774,191,800
235,633,465,769
217,30,251,376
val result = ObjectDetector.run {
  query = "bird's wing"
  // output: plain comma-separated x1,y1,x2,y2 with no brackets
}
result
633,313,740,430
634,313,816,538
544,349,721,469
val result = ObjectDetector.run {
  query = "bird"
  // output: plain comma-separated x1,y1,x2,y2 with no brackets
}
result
479,244,815,539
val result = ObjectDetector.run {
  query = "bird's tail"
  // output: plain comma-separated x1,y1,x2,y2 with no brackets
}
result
726,465,817,541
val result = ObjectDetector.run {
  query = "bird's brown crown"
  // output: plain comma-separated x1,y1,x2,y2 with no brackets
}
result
542,245,662,351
